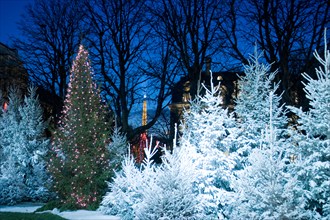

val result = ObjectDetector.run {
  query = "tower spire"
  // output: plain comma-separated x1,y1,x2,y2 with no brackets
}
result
142,94,147,126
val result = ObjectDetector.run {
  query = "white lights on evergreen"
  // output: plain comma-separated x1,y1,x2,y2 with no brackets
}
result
48,44,111,209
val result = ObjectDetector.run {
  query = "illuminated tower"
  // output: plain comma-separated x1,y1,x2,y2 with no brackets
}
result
136,95,148,164
142,94,147,127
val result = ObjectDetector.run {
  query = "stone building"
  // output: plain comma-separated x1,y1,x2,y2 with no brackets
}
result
169,60,243,141
0,42,28,107
0,42,61,122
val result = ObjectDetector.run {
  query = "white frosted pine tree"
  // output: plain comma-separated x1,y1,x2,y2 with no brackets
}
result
0,87,23,204
99,139,159,220
18,86,50,200
0,86,50,204
99,149,145,219
108,127,128,171
0,87,20,160
100,133,202,220
135,140,201,220
288,32,330,219
234,49,287,165
0,87,21,150
180,75,239,218
226,91,311,220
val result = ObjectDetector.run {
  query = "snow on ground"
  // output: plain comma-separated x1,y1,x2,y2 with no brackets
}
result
0,203,120,220
0,203,42,213
55,209,120,220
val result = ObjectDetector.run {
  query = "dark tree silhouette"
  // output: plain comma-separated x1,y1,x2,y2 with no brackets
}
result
149,0,226,100
83,0,178,140
14,0,84,116
219,0,329,107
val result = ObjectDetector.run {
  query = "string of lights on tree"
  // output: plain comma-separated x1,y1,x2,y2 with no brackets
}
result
47,45,111,209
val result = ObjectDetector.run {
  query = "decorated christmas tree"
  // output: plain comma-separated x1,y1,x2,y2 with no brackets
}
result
48,45,111,210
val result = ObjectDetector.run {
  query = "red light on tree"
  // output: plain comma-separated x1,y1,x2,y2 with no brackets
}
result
3,102,8,111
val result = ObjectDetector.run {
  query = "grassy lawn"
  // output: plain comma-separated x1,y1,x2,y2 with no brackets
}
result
0,212,67,220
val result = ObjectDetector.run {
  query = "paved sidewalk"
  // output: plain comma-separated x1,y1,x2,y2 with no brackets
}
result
0,203,120,220
0,203,42,213
53,209,120,220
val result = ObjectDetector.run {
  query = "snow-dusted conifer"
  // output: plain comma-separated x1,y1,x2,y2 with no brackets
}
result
180,74,238,218
0,90,2,116
0,89,23,205
0,87,20,162
288,32,330,218
227,91,310,219
234,49,287,158
100,132,202,220
181,74,237,152
17,86,50,200
108,127,128,171
0,89,2,159
135,138,201,220
0,86,50,204
48,45,111,209
0,87,21,169
99,152,143,219
99,142,156,219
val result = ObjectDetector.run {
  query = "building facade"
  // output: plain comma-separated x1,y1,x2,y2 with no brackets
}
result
0,42,28,106
169,66,243,142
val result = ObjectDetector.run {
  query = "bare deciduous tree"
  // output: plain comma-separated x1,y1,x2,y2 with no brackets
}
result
84,0,178,140
219,0,329,107
14,0,84,115
149,0,226,100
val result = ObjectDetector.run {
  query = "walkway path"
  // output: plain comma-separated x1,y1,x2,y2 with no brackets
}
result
0,203,120,220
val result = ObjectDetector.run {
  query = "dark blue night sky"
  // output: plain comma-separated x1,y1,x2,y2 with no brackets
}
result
0,0,33,46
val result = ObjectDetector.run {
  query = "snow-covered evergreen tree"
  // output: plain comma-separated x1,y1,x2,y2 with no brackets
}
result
0,90,2,116
135,141,201,220
288,32,330,219
99,149,145,219
0,88,23,205
108,127,128,172
18,86,51,200
100,133,202,220
0,86,50,205
226,92,311,220
47,45,111,210
0,89,2,157
0,88,18,159
180,75,239,218
0,87,21,142
234,49,287,159
99,140,158,220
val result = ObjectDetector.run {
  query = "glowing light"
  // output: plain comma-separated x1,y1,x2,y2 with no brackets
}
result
2,102,8,111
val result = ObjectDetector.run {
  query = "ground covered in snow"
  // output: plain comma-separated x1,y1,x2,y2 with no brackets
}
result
0,203,120,220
